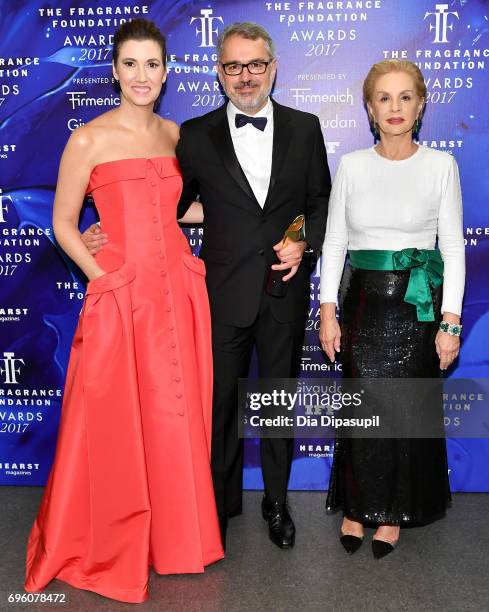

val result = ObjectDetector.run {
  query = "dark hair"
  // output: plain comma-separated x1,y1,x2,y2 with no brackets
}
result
112,18,167,67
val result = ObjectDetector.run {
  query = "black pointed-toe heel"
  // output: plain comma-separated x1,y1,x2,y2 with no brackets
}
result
372,538,398,559
340,532,364,554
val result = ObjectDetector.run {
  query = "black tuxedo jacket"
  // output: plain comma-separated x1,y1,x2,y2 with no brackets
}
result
176,99,331,327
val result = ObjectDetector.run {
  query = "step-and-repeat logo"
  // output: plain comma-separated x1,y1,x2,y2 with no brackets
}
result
0,307,29,323
170,7,225,110
424,3,459,44
190,8,223,47
0,144,16,160
0,461,40,477
380,2,485,158
0,350,63,438
0,188,50,276
0,352,24,384
0,189,11,223
66,91,120,110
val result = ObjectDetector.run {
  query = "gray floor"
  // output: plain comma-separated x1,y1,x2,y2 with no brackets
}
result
1,488,488,612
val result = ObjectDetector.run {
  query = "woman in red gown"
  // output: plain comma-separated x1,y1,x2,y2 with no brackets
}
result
25,19,223,603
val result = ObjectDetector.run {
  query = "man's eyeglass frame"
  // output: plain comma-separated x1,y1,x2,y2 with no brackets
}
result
220,60,274,76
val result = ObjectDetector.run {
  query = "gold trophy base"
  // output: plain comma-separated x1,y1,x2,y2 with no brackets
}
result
265,214,305,298
266,268,289,297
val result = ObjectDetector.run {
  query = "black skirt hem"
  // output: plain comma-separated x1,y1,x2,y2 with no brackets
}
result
325,497,452,528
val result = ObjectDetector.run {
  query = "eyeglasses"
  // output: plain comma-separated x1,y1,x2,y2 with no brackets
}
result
220,60,273,76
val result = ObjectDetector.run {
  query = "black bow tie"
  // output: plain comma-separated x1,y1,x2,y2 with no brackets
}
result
235,113,267,131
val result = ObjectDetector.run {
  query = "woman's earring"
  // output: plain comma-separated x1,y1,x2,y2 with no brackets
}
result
413,117,420,134
371,119,379,140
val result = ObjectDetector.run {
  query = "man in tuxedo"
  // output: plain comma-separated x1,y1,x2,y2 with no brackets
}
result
82,22,330,550
176,23,331,549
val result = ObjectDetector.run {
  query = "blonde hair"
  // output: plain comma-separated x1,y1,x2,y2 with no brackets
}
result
363,59,426,105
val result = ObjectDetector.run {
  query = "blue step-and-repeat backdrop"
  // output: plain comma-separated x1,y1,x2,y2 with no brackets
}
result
1,0,488,490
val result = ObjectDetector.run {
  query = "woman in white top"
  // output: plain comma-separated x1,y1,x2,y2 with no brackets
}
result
319,60,465,558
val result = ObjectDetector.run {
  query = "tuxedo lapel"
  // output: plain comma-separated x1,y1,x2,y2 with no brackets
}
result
209,110,260,207
264,100,293,210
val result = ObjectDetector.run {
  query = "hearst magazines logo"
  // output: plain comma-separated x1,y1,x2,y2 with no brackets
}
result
0,352,24,384
424,4,459,43
0,461,40,476
190,8,223,47
0,307,29,323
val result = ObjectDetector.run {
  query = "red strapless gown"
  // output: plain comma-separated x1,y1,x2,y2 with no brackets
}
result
25,157,224,603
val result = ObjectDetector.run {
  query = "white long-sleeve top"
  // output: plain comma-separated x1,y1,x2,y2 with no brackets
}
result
320,145,465,315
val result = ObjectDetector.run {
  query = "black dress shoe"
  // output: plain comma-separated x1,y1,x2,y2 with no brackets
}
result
219,516,228,551
372,538,398,559
340,532,364,554
261,497,295,549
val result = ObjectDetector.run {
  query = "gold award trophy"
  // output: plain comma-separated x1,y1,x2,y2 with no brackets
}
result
266,214,306,297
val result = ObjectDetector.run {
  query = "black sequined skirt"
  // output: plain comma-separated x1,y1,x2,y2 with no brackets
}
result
326,266,451,525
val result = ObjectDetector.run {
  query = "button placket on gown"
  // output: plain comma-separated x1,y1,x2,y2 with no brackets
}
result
147,160,184,417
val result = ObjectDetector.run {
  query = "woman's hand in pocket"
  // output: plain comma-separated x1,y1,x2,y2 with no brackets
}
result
88,267,107,282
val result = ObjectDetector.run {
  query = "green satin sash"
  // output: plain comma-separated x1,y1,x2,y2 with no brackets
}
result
349,248,444,322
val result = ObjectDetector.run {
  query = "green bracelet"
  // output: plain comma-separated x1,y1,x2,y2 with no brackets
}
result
439,321,462,336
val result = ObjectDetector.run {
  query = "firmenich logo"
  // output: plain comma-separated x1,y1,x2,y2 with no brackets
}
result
66,91,120,110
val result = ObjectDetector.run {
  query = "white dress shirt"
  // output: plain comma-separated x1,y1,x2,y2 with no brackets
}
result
320,145,465,315
226,98,274,207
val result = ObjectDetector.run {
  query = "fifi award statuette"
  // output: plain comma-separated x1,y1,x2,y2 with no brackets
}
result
266,214,305,297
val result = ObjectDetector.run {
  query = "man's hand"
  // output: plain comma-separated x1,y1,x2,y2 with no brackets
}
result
81,224,108,256
271,240,307,282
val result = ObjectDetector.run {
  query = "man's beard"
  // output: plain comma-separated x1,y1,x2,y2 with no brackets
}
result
225,80,271,113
